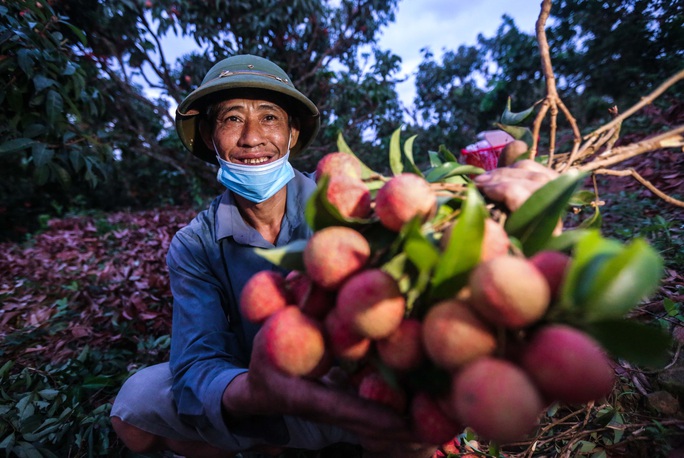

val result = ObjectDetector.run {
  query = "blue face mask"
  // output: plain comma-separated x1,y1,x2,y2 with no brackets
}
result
215,152,295,203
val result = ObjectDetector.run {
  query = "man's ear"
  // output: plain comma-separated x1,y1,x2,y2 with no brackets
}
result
199,118,215,152
289,118,301,150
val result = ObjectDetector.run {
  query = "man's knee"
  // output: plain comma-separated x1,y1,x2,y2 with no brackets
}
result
111,415,162,453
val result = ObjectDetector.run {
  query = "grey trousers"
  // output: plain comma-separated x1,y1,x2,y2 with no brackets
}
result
110,363,359,453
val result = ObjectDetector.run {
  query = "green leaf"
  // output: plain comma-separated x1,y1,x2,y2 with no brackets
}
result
59,21,88,46
578,206,602,229
559,230,622,309
424,163,483,183
336,132,375,179
569,190,597,206
543,228,592,253
45,89,63,126
494,122,533,147
254,240,307,271
389,126,404,176
505,169,587,256
500,97,536,125
584,319,673,368
582,238,663,321
0,138,35,156
32,143,52,168
428,151,443,168
33,74,57,92
438,145,458,163
403,135,423,176
430,184,487,299
404,233,440,272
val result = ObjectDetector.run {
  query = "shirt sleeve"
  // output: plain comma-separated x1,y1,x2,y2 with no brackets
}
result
166,224,249,430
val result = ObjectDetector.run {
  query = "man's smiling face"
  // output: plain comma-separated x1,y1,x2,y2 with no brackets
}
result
205,90,300,165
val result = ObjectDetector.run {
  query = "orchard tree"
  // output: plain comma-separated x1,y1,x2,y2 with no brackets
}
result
548,0,684,125
1,0,404,237
412,45,488,155
53,0,405,171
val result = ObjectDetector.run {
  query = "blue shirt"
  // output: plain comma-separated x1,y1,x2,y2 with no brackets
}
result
167,170,316,437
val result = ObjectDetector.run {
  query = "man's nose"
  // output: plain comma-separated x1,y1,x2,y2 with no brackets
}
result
238,119,265,147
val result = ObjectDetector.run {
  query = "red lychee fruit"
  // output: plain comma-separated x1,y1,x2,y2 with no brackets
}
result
469,255,550,328
336,269,406,340
422,299,497,371
358,371,407,413
520,325,615,404
376,318,425,371
260,306,326,377
303,226,370,290
450,357,543,445
410,392,463,446
239,270,288,323
529,250,571,300
374,173,437,232
285,270,335,319
324,308,371,361
315,152,363,182
325,174,372,219
481,218,511,261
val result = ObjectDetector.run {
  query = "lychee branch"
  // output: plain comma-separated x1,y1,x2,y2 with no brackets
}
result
592,167,684,208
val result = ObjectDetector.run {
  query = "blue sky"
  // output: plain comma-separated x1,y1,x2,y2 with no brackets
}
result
378,0,543,106
152,1,543,110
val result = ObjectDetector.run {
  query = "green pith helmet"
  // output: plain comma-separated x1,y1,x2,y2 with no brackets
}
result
175,55,320,164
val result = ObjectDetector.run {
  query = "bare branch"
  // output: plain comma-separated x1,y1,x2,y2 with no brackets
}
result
593,168,684,208
532,0,582,167
576,125,684,172
584,68,684,140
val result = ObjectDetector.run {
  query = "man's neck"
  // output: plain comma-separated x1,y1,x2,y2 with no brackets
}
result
234,187,287,245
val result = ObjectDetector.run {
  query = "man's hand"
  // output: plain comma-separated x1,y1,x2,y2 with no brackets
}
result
222,328,435,456
474,160,559,212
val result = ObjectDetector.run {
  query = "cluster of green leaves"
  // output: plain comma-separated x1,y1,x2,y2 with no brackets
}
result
0,350,122,457
0,1,110,188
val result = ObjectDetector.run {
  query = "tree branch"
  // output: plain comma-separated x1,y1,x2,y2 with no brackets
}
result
594,168,684,208
531,0,582,168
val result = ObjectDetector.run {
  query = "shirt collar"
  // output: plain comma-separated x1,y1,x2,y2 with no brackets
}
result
214,170,314,247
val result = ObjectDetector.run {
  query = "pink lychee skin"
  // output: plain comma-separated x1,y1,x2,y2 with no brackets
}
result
324,308,371,361
303,226,370,290
325,174,372,219
411,392,463,446
358,372,407,413
285,270,335,319
422,299,497,371
336,269,406,340
260,306,326,377
520,325,616,405
376,318,425,371
529,250,572,300
239,270,289,323
481,218,511,261
469,255,551,328
315,152,363,182
451,357,543,445
374,173,437,232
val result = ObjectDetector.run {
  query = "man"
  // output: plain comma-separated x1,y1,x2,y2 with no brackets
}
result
111,54,557,457
111,54,436,457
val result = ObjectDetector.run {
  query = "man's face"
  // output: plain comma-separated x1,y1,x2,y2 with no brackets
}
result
206,93,300,165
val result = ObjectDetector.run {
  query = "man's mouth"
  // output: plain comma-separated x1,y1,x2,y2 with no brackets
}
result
241,156,271,165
